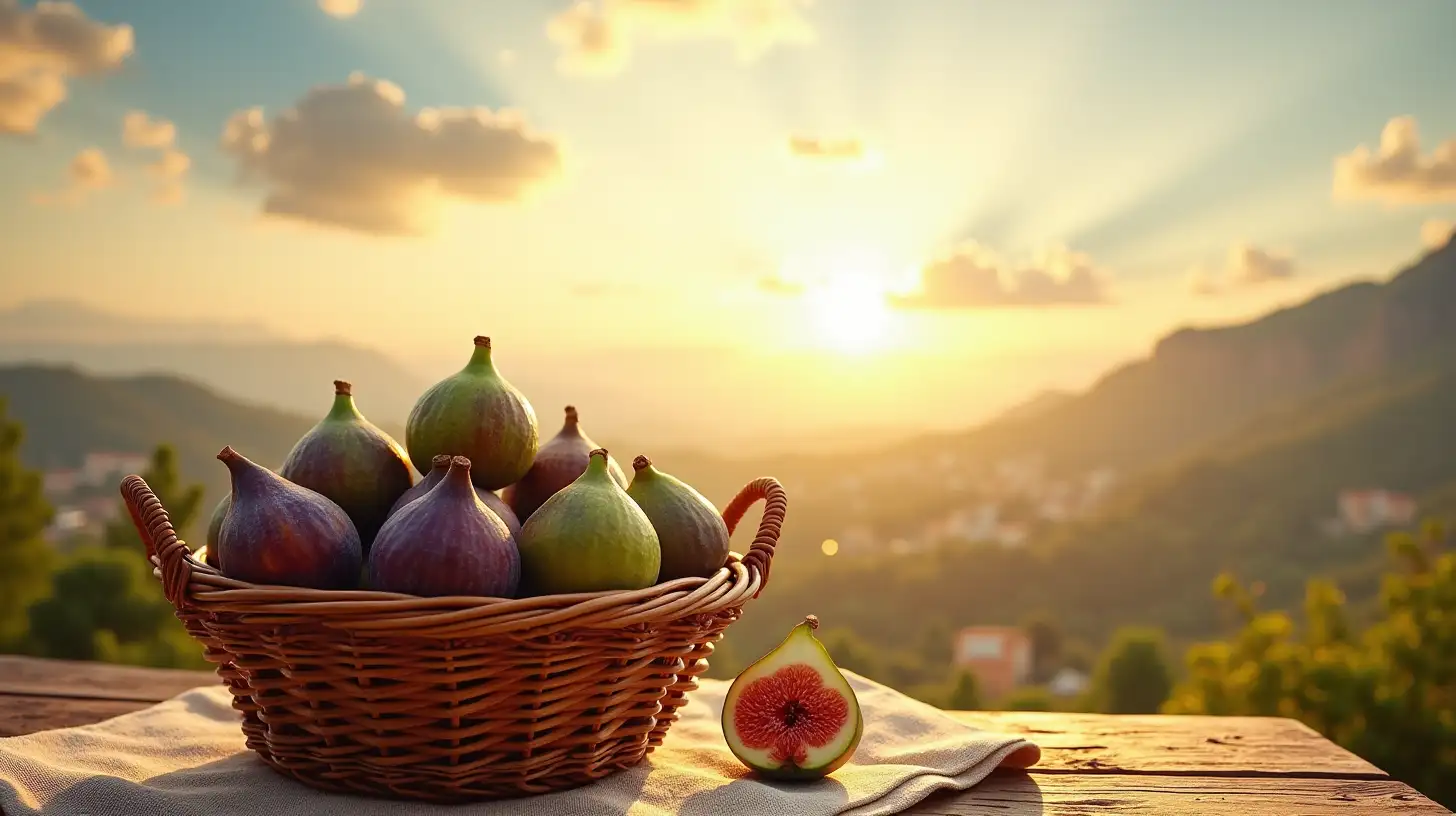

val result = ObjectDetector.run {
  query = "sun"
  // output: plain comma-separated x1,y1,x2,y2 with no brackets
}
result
791,248,896,354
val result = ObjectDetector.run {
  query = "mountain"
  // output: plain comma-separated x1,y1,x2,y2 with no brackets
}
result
0,365,316,521
0,301,430,425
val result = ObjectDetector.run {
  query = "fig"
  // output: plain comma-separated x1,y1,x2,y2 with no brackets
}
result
215,446,362,590
405,336,538,490
723,615,863,781
516,448,660,595
203,494,229,568
503,405,627,522
388,454,521,537
279,380,414,553
626,454,730,581
367,455,521,598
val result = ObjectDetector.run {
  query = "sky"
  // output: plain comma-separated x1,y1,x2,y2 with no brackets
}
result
3,0,1456,439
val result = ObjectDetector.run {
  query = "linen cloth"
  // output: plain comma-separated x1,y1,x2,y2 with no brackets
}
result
0,671,1040,816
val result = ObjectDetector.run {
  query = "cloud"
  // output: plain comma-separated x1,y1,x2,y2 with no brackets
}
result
69,146,109,187
1189,243,1296,296
121,109,189,204
757,275,804,295
122,110,174,148
1334,116,1456,204
220,73,564,236
787,135,864,161
0,0,133,135
889,244,1108,310
1422,219,1453,250
319,0,361,19
547,0,815,76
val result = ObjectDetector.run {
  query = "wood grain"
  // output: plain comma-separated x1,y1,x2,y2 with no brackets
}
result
0,655,216,703
948,710,1385,779
0,694,148,737
911,772,1449,815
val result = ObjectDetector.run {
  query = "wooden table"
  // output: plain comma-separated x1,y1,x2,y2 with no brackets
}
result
0,655,1448,814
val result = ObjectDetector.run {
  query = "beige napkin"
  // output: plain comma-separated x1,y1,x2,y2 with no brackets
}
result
0,671,1039,816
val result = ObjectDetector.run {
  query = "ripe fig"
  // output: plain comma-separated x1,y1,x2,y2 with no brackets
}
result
723,615,863,781
203,493,229,568
215,446,362,590
388,454,521,537
626,454,730,581
405,336,538,490
503,405,626,523
367,456,521,598
279,380,414,553
516,448,660,595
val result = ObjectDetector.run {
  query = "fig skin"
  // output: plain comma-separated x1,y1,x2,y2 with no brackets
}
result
517,448,660,595
279,380,414,554
627,455,730,581
405,336,539,491
203,494,229,568
389,454,521,537
503,405,627,523
215,446,362,590
368,456,521,598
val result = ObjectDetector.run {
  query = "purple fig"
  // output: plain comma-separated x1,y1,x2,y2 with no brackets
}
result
389,454,522,537
627,455,730,581
216,446,362,590
405,336,538,490
368,455,521,598
503,405,627,522
279,380,414,553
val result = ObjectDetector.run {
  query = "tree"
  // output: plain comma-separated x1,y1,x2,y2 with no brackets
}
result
1022,612,1063,683
0,402,54,648
1088,627,1173,714
1165,521,1456,808
26,547,174,661
821,628,882,681
104,445,204,553
946,671,982,710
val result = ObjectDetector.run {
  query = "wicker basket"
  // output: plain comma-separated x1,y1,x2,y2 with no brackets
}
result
120,474,786,803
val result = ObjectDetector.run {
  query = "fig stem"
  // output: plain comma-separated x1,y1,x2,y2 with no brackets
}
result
632,454,653,471
803,614,820,630
466,336,494,371
333,380,352,396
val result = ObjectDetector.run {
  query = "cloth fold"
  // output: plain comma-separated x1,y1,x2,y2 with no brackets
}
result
0,671,1039,816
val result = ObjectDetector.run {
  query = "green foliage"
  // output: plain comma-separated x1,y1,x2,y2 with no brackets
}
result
1022,612,1063,683
999,686,1055,711
1088,627,1173,714
104,444,205,548
0,399,54,648
820,628,882,681
25,547,191,664
1165,520,1456,808
946,671,982,710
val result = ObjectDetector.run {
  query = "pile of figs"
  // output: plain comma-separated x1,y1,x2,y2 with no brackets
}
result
203,336,731,598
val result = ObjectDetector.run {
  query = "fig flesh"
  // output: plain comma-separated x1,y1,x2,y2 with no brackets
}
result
626,454,730,581
516,448,660,595
405,336,538,490
722,615,863,781
368,456,521,598
389,454,521,537
503,405,626,523
279,380,414,554
215,446,362,590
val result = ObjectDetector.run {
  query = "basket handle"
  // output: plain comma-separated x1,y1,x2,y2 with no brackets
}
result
120,475,193,607
721,477,787,594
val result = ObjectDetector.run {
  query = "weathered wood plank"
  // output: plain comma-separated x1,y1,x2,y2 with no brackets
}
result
0,655,216,703
948,710,1386,779
0,694,148,737
906,772,1451,815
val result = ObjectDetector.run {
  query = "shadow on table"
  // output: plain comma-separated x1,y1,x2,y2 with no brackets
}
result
677,769,849,815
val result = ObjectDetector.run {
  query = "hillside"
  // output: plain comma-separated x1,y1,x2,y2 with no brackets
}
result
0,365,316,525
0,301,429,425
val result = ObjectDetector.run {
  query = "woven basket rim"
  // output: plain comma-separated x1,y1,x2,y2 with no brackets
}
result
122,473,787,639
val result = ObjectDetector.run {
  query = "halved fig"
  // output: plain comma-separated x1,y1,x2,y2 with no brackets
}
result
722,615,863,780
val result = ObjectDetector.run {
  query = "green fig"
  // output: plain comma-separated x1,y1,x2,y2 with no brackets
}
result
203,493,229,568
723,615,863,781
503,405,627,523
516,448,660,595
626,455,730,581
406,336,539,490
279,380,415,553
